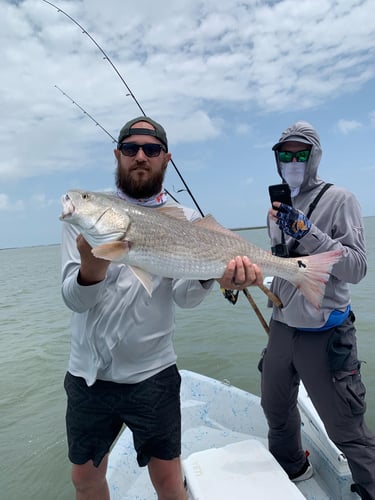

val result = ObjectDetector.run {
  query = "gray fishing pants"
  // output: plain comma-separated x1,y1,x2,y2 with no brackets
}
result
260,313,375,499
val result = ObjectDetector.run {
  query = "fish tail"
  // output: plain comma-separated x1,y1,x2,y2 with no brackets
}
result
291,249,343,309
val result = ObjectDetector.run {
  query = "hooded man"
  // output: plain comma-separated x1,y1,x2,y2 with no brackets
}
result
260,121,375,499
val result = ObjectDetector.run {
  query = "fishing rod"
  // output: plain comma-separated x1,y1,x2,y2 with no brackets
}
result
41,0,204,217
56,79,278,312
43,0,281,311
52,94,281,314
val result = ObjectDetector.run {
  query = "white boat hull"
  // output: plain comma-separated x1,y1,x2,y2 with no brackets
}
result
107,370,357,499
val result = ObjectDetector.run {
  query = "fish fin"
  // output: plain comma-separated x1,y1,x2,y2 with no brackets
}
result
92,243,153,295
193,215,243,240
157,205,190,221
289,249,343,309
92,241,130,260
129,266,153,296
157,208,243,241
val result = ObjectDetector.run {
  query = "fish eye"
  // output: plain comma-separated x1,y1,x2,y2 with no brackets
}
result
82,192,89,200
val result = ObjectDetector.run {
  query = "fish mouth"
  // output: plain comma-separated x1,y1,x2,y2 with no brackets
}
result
59,193,75,220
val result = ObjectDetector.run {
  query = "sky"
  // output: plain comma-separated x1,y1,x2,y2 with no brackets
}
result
1,0,375,248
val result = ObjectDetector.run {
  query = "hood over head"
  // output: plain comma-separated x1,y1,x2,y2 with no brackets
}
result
272,121,323,195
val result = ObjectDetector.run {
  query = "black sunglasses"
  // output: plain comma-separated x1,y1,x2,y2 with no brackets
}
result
118,142,166,158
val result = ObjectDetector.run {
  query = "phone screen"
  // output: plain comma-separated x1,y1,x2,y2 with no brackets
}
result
268,183,292,207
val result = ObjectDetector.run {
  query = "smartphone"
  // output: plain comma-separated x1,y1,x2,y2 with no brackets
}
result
268,183,292,207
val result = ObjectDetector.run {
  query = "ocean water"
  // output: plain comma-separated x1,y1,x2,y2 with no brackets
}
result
1,219,375,500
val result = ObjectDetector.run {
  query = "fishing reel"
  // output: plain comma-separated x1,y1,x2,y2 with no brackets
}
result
221,288,239,305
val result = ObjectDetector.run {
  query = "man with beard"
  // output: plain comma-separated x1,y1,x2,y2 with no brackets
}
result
61,116,262,500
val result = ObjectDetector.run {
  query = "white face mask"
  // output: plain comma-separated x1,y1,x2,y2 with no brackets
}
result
280,162,305,197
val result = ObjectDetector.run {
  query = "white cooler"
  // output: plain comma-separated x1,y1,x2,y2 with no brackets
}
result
183,439,305,499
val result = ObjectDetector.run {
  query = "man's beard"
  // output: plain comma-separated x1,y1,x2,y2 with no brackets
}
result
115,164,165,199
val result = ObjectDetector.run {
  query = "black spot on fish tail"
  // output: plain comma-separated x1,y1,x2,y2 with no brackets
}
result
298,259,306,268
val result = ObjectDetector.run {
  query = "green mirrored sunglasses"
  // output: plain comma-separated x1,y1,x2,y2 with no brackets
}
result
278,150,311,163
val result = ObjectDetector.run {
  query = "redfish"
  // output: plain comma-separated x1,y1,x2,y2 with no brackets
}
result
60,190,343,309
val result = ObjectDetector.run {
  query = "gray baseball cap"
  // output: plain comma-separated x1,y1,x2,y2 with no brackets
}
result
117,116,168,151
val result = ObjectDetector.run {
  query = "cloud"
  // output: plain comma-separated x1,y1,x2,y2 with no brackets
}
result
336,119,363,135
30,193,56,208
0,194,24,212
1,0,375,247
0,191,58,213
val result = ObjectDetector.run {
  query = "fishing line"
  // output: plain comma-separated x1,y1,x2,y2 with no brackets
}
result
55,86,117,143
42,0,204,216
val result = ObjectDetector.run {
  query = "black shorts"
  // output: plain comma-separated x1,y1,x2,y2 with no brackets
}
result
64,365,181,467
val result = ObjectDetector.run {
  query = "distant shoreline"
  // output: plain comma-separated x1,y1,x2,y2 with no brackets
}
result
0,227,268,251
2,215,374,250
0,228,268,251
0,243,60,251
231,225,267,232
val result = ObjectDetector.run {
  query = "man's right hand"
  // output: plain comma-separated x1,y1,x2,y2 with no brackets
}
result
76,234,110,285
270,202,311,240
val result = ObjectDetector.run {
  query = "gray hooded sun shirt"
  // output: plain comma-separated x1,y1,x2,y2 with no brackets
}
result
268,121,367,329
